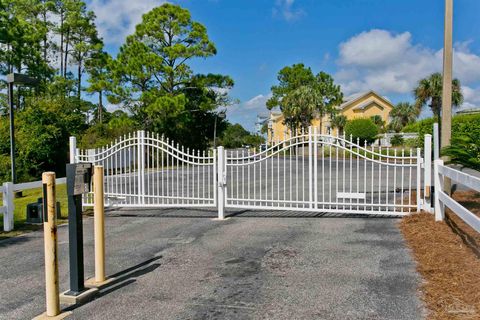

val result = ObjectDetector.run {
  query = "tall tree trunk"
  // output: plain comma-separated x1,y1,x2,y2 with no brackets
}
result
98,91,103,123
60,12,64,76
42,8,47,63
319,113,323,135
77,58,81,99
64,30,69,77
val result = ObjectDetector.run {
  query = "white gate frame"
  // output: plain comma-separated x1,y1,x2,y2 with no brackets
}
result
222,128,423,216
71,128,428,220
72,131,217,208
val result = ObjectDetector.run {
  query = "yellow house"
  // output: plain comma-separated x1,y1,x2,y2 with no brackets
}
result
268,90,394,142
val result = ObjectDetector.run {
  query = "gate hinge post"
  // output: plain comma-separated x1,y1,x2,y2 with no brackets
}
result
217,146,226,219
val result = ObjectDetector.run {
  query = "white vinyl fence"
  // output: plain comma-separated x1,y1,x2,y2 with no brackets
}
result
1,178,66,232
434,160,480,232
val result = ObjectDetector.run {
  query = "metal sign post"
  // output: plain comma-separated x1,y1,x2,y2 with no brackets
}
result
60,163,98,304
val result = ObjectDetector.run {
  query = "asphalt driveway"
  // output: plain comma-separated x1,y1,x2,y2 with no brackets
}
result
0,209,424,319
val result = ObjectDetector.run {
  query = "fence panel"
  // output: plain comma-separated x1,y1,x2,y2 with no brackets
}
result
74,131,217,208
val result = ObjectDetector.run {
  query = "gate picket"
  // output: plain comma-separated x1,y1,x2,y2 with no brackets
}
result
71,127,423,216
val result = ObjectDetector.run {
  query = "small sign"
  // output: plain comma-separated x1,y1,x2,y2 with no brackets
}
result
337,192,366,200
67,163,93,196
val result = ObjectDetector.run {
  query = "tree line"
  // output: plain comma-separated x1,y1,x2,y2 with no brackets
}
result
0,2,260,182
266,63,464,137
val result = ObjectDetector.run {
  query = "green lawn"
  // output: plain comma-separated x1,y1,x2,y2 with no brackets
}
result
0,184,69,239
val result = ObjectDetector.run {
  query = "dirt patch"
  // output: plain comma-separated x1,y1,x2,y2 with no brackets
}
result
261,247,298,275
400,197,480,319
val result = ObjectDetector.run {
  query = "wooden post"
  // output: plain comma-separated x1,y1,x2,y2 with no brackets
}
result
42,172,60,316
34,172,71,319
94,166,106,282
441,0,453,194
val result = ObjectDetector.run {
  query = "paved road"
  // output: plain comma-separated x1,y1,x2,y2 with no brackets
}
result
0,208,424,319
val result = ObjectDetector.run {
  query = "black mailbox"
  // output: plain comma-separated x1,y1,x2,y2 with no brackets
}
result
26,198,61,224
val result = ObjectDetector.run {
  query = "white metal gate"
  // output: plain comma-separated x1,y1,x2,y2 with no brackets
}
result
72,131,217,207
222,127,422,216
71,127,423,216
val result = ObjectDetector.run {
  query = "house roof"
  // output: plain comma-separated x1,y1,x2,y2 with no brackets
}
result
352,100,384,111
456,107,480,115
338,90,392,111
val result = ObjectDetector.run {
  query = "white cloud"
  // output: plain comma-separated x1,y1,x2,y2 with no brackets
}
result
227,94,272,131
335,29,480,109
272,0,305,22
87,0,167,45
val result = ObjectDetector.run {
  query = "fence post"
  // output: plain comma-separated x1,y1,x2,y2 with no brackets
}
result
137,130,145,205
2,182,14,231
424,134,432,212
416,148,422,212
433,123,440,160
308,126,313,209
69,136,77,164
434,159,445,221
217,146,225,219
313,126,318,209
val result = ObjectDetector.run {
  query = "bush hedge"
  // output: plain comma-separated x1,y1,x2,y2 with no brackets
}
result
402,113,480,148
344,118,379,144
390,134,405,147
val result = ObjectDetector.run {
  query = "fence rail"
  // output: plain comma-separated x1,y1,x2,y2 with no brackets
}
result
1,178,66,232
434,159,480,233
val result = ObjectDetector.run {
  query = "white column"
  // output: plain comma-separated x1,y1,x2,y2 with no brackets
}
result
433,123,440,160
308,127,313,209
416,148,422,212
434,159,445,221
69,136,77,164
137,130,145,205
313,126,318,209
424,134,432,212
217,146,225,219
2,182,14,231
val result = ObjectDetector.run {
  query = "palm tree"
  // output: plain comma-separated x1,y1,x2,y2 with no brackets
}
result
370,115,386,133
442,134,480,170
414,72,463,123
389,102,419,132
282,85,316,133
331,114,347,136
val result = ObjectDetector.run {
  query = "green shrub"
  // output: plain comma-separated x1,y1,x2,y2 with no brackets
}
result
390,134,404,147
344,118,379,144
402,113,480,150
442,134,480,170
403,138,418,149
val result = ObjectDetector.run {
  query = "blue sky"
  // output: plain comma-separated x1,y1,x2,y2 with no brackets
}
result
87,0,480,131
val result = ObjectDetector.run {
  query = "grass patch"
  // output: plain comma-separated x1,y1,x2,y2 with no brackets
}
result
0,184,69,239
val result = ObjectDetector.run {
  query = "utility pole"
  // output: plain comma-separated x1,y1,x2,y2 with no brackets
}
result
6,73,39,184
441,0,453,193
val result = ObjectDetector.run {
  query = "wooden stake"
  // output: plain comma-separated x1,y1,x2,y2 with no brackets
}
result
42,172,60,316
94,166,106,283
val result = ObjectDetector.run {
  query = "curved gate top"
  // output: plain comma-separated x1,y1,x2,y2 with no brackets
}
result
224,127,422,215
71,127,424,216
73,131,217,207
